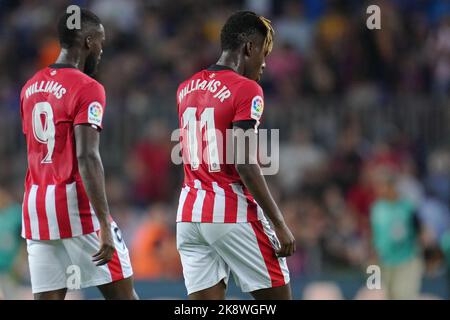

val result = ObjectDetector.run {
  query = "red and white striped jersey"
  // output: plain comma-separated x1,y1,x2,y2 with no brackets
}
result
176,65,265,223
20,64,106,240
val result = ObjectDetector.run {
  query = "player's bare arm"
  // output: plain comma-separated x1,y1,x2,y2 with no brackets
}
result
75,124,114,266
233,122,296,258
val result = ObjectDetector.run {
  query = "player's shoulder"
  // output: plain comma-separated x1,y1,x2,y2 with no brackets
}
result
43,65,105,93
177,70,204,92
227,73,263,95
21,67,104,97
67,71,106,105
70,70,104,91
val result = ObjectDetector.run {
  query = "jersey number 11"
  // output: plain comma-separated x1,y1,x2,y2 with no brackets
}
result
182,107,220,172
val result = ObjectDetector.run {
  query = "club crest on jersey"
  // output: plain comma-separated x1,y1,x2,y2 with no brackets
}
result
88,101,103,126
251,95,264,121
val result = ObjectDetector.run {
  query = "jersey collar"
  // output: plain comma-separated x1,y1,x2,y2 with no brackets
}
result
207,64,235,72
49,63,77,69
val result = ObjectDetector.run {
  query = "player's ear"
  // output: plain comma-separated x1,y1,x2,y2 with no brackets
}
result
85,35,93,49
244,41,252,57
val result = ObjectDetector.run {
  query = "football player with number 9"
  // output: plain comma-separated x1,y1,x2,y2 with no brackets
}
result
19,8,137,300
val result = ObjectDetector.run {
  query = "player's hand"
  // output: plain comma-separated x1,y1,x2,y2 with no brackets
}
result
92,224,115,266
273,222,296,258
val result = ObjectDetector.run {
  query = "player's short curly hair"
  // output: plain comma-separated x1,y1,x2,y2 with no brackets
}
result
220,11,274,54
57,8,101,49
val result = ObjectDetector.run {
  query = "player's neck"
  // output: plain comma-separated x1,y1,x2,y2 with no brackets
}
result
216,51,244,75
54,49,86,72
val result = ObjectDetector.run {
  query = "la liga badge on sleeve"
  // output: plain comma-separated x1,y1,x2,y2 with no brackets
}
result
251,95,264,121
88,101,103,126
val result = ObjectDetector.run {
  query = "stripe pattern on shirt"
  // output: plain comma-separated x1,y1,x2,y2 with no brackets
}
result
22,181,100,240
176,180,263,223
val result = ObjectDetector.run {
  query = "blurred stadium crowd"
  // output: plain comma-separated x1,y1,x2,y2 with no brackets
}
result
1,0,450,299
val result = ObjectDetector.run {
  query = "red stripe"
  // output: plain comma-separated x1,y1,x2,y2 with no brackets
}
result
251,220,286,287
107,249,125,282
23,191,32,239
55,184,72,238
95,230,124,282
246,200,258,221
181,187,197,222
35,186,50,240
223,184,238,223
201,183,215,223
76,182,94,234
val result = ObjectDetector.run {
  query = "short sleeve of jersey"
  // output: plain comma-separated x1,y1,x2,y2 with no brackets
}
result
74,81,106,130
233,80,264,124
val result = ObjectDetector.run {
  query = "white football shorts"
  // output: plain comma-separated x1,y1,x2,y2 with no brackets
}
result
27,221,133,294
177,218,290,295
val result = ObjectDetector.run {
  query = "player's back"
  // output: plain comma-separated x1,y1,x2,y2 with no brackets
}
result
20,64,105,240
176,65,266,224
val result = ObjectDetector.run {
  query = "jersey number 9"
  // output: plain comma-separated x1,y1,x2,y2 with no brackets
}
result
32,102,56,164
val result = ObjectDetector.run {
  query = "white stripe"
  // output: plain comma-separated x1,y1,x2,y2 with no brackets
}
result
111,222,133,278
191,179,205,222
45,185,60,239
282,260,290,285
256,203,265,220
176,186,190,221
21,195,25,238
90,203,100,231
66,182,83,236
231,184,247,222
212,182,225,223
27,185,40,239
